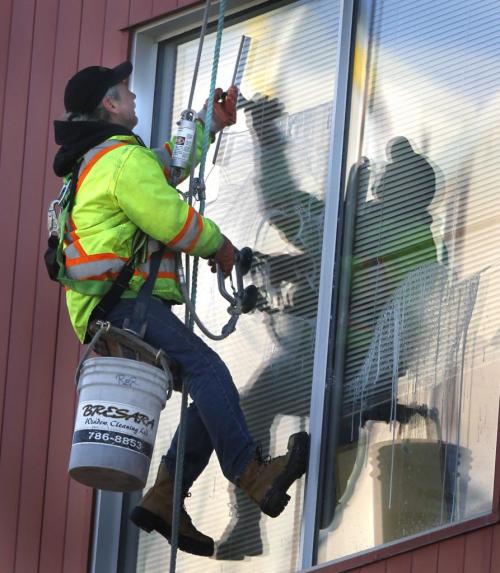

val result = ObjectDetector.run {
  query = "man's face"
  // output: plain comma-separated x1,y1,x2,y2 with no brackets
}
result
107,80,138,129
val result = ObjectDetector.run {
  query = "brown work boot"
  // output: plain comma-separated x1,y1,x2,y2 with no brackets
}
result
130,463,214,557
237,431,309,518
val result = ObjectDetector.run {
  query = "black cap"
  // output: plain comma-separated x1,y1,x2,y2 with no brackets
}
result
64,61,133,114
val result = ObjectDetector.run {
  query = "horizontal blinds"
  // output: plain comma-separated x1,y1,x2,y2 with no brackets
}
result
341,0,500,421
138,1,340,572
320,0,500,563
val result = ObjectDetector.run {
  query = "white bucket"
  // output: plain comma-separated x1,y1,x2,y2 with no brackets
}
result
69,356,170,491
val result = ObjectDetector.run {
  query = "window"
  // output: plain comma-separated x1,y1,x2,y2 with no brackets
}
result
136,1,340,571
317,0,500,564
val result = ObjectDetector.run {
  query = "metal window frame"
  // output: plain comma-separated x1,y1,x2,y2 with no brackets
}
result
89,490,141,573
299,0,356,569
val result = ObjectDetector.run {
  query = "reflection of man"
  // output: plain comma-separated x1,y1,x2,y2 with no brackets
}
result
218,96,324,560
342,137,438,436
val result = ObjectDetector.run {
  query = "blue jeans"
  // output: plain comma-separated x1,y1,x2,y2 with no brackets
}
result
105,298,256,490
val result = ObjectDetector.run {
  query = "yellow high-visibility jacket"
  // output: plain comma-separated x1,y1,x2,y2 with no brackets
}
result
63,126,222,341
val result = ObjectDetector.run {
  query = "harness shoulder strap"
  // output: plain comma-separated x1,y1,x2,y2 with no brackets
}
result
56,142,142,296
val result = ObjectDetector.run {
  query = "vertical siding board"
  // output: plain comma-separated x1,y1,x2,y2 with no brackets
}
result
39,309,81,573
102,0,132,68
0,0,37,571
0,0,36,442
437,537,465,573
412,544,439,573
79,0,108,67
50,0,84,120
0,0,14,142
152,0,178,19
386,553,412,573
129,0,153,27
463,528,493,573
63,480,94,573
490,524,500,573
12,0,63,570
37,0,85,570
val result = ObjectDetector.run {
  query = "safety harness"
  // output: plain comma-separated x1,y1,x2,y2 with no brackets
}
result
45,143,148,325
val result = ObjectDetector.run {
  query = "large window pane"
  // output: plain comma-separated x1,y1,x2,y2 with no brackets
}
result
318,0,500,564
137,1,340,571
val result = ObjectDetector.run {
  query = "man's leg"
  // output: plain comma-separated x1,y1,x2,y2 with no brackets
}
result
106,297,255,485
143,298,256,483
104,298,308,555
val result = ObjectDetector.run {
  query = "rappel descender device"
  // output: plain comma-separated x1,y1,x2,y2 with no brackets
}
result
179,247,258,341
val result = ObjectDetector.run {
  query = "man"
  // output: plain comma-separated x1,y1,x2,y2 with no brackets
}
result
52,61,309,557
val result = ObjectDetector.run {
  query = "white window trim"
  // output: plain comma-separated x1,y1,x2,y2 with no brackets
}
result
130,0,272,146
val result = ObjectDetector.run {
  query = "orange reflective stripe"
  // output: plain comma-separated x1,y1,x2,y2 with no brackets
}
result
67,142,128,259
139,271,177,280
186,213,203,253
76,142,127,193
66,252,127,267
84,271,122,281
167,206,196,248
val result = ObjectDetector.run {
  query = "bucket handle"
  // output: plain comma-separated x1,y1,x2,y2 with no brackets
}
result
74,322,173,400
157,351,173,401
75,323,109,386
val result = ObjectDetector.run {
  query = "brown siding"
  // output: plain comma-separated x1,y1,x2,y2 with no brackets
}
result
127,0,197,28
314,523,500,573
0,0,131,571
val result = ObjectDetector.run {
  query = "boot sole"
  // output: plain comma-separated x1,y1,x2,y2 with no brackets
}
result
261,431,310,518
130,506,214,557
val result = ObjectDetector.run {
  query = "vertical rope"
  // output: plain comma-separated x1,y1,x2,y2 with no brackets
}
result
199,0,226,184
169,1,226,571
189,0,226,329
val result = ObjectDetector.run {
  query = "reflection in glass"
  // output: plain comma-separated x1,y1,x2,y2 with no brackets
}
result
216,94,325,559
137,1,340,571
318,0,500,564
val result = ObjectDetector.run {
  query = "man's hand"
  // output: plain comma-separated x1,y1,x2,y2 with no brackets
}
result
244,94,284,138
200,86,238,135
208,235,235,277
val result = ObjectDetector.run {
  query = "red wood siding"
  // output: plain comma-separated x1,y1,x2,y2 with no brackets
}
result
0,0,133,571
128,0,197,28
312,523,500,573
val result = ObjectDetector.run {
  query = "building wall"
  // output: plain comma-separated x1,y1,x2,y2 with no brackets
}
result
0,1,197,572
1,1,498,572
314,522,500,573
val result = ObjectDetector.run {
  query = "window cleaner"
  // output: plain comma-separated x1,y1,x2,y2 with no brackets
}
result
43,0,258,501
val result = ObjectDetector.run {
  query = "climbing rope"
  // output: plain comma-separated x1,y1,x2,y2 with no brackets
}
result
189,0,227,331
169,1,226,570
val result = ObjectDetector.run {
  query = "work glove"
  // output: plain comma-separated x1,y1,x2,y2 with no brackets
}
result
197,86,238,135
208,235,235,277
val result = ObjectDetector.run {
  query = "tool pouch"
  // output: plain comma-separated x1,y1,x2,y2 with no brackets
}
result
44,234,62,282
